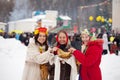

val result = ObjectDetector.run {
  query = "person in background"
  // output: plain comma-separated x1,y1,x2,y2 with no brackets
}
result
19,33,29,46
71,33,82,50
68,29,103,80
112,34,120,55
49,30,77,80
22,27,54,80
102,31,109,55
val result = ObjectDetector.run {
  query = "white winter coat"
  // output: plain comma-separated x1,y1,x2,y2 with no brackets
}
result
22,41,54,80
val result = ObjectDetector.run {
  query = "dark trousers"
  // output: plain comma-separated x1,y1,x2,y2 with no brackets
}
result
102,50,108,55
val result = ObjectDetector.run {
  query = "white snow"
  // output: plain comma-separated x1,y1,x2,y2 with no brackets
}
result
0,37,120,80
0,38,27,80
100,54,120,80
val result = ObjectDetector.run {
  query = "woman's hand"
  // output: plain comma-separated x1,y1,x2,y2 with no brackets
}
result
52,47,59,52
68,47,76,53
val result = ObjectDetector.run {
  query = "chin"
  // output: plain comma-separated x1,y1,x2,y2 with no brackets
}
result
60,43,66,45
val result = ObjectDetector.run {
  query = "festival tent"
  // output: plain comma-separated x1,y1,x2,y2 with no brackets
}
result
50,15,72,33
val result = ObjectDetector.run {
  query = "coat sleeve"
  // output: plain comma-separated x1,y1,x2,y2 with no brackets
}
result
26,43,54,64
73,45,102,67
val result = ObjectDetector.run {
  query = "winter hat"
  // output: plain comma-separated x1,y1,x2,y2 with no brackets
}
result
81,29,96,41
34,27,48,35
81,29,90,36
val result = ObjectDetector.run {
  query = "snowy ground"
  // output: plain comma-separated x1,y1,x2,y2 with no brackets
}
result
0,37,120,80
100,54,120,80
0,38,27,80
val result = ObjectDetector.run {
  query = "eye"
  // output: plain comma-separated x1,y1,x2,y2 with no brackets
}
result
39,35,42,37
59,36,62,39
63,37,66,39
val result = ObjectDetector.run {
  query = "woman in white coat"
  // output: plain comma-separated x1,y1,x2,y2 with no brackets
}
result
22,27,54,80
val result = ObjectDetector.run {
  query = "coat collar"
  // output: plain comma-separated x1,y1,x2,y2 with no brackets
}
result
87,39,104,47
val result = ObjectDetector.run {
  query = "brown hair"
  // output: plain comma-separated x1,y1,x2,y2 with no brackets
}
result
34,33,48,51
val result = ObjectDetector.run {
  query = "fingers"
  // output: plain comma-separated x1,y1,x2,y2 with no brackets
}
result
50,47,76,54
68,48,72,52
68,47,76,53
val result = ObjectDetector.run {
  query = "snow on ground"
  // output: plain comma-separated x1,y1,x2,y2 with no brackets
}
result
0,38,27,80
100,54,120,80
0,37,120,80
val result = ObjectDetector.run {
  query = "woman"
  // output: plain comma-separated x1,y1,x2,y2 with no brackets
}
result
50,30,77,80
69,29,103,80
22,27,54,80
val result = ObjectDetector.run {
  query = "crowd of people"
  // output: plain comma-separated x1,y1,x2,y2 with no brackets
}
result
0,31,33,46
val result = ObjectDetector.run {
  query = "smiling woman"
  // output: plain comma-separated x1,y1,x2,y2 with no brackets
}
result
68,29,103,80
49,30,77,80
22,27,54,80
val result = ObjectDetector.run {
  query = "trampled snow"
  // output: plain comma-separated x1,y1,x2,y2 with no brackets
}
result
0,37,120,80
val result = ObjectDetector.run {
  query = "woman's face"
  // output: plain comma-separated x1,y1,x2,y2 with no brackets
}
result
81,34,90,44
58,32,67,45
37,32,46,44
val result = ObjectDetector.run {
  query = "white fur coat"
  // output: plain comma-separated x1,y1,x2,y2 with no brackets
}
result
22,41,54,80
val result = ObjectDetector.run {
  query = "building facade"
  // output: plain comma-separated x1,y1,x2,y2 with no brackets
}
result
112,0,120,32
